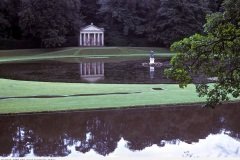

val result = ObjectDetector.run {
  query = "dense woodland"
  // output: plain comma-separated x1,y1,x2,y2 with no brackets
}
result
0,0,223,48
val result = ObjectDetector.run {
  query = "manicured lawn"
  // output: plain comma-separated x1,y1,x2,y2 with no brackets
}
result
0,78,207,114
1,47,238,114
0,47,174,63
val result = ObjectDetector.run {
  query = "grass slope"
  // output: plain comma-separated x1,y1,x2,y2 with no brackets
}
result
0,79,206,114
0,47,174,63
2,47,237,114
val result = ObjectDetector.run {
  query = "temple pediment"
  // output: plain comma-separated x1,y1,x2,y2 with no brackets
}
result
81,23,104,32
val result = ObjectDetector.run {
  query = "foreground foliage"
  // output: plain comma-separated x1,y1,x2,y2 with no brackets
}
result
165,0,240,108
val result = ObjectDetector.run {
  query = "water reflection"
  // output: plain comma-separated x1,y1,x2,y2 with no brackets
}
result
150,66,155,79
0,103,240,158
0,59,179,84
80,62,105,83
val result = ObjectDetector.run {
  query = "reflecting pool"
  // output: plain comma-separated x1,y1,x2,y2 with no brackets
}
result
0,59,212,84
0,102,240,158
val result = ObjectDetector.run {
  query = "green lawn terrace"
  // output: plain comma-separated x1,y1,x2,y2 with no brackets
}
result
1,78,239,114
0,47,239,114
0,78,206,114
0,47,174,63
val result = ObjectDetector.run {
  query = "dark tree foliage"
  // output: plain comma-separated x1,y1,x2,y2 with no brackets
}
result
98,0,151,35
146,0,210,47
0,0,226,48
0,0,10,38
97,0,156,46
165,0,240,108
80,0,101,24
18,0,84,48
208,0,224,12
0,0,21,39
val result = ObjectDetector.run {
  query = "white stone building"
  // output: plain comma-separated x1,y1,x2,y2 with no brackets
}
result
79,23,105,47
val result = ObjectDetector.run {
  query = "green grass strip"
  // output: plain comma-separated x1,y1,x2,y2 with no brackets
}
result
0,47,175,63
0,78,208,114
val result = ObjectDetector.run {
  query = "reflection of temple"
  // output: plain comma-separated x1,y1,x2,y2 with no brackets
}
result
80,62,104,83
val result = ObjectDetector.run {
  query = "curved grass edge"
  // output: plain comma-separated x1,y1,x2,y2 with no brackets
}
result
0,47,175,63
1,78,239,115
0,47,239,114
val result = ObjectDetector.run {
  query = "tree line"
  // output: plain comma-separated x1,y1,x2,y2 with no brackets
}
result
0,0,223,48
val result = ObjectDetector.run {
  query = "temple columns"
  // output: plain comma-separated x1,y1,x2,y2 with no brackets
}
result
79,33,104,46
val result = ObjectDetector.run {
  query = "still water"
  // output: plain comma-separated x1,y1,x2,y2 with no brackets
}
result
0,103,240,158
0,59,211,84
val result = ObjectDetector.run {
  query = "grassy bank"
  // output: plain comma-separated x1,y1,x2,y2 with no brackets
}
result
2,47,237,115
0,47,174,63
0,78,207,114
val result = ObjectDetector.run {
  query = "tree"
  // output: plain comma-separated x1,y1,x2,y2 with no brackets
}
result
207,0,224,12
97,0,156,46
18,0,84,48
0,0,23,39
97,0,148,35
0,0,11,38
165,0,240,108
80,0,101,24
146,0,209,47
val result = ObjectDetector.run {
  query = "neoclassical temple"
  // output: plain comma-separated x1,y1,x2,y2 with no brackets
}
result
79,23,105,47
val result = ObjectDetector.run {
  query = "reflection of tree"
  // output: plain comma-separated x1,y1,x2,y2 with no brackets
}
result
0,62,80,83
0,117,16,157
122,106,219,150
217,106,240,140
104,61,152,84
104,60,179,84
76,141,91,154
11,126,32,157
0,116,34,157
28,113,75,157
88,116,120,156
0,102,240,157
33,137,70,157
75,116,120,156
